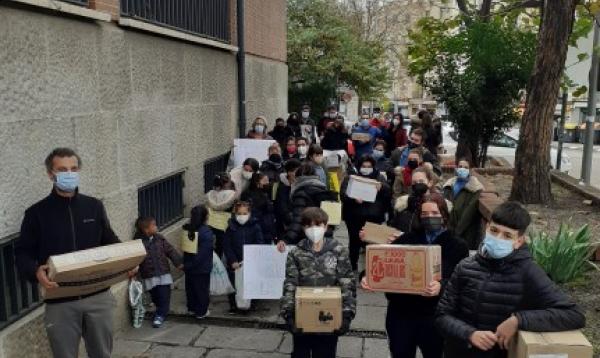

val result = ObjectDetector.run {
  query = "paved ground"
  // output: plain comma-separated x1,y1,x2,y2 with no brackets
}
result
114,223,422,357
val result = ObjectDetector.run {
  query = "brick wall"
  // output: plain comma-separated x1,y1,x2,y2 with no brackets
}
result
88,0,119,20
244,0,287,63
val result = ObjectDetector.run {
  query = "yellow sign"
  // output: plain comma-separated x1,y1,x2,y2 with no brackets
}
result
208,209,231,232
320,201,342,226
181,231,198,254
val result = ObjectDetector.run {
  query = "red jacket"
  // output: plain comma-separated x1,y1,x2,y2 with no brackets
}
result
395,128,408,148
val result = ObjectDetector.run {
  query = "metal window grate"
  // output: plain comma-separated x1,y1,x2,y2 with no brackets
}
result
204,152,231,193
61,0,89,5
120,0,231,43
138,172,185,230
0,235,42,331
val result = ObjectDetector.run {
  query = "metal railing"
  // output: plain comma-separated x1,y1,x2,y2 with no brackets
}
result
138,172,185,229
62,0,89,5
204,152,231,193
0,235,42,331
121,0,231,43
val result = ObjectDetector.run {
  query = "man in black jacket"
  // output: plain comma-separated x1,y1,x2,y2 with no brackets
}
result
15,148,125,358
435,202,586,358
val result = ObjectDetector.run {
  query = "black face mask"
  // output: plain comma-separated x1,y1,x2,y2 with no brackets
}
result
412,183,428,196
422,216,444,232
408,141,418,149
269,154,282,163
407,160,419,170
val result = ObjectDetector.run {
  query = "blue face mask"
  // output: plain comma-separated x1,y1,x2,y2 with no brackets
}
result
360,119,370,128
55,172,80,193
482,232,514,259
456,167,470,180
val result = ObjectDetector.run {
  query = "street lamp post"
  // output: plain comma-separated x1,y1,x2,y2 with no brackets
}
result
582,15,600,185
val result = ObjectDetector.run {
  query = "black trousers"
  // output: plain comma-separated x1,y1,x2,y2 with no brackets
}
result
185,273,210,316
386,306,443,358
227,269,237,309
346,218,367,271
149,284,171,318
213,228,225,258
292,334,338,358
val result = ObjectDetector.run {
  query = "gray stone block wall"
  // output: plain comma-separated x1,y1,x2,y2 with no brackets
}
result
0,4,287,357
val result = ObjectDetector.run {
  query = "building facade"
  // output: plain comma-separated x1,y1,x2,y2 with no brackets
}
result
0,0,287,356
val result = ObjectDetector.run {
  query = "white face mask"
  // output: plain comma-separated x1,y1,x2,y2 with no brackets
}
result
393,119,400,126
298,146,308,156
236,214,250,225
302,111,310,119
254,124,265,134
304,226,326,243
242,171,253,180
360,167,373,176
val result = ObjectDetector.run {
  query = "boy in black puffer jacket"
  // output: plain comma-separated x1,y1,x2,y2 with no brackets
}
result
435,202,586,358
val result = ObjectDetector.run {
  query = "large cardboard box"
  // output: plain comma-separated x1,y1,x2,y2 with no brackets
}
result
366,245,441,294
351,132,371,142
509,330,593,358
43,241,147,299
362,222,400,244
345,175,379,202
295,287,342,333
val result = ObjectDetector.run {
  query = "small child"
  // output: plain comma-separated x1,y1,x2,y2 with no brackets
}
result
182,205,213,319
222,201,264,313
134,216,183,328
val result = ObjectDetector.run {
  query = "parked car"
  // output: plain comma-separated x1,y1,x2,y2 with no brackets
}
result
441,124,572,173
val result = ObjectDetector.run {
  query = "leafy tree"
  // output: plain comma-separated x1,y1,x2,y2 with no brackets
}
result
408,18,536,167
287,0,390,115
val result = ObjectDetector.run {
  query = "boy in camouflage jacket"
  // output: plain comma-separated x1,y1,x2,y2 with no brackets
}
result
280,207,356,358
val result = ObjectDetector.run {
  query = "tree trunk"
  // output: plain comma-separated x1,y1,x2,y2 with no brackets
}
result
510,0,577,204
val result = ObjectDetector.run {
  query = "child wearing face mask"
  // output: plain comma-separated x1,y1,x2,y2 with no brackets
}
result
361,193,468,358
241,173,276,244
222,201,264,313
260,143,285,184
296,137,309,160
246,116,273,140
436,202,585,358
442,158,484,250
306,144,327,186
351,115,382,161
283,136,300,161
229,158,260,199
281,207,356,358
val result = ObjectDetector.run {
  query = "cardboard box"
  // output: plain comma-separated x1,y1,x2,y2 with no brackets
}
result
366,245,441,294
362,222,400,244
295,287,342,333
320,201,342,226
509,330,593,358
44,241,147,299
345,175,379,203
351,132,371,142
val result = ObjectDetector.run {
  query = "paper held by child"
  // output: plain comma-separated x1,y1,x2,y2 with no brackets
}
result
320,201,342,226
362,222,399,244
345,175,379,203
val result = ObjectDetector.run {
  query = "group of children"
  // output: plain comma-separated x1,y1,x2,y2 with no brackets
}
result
130,109,586,358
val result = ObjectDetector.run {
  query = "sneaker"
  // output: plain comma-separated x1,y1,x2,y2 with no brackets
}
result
227,308,238,315
152,316,165,328
196,310,211,320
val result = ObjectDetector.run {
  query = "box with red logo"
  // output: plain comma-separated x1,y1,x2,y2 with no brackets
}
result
366,245,441,294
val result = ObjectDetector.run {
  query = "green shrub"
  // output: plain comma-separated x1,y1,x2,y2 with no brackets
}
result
529,224,598,284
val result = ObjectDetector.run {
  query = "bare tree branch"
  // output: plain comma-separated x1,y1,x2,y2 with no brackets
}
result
456,0,472,16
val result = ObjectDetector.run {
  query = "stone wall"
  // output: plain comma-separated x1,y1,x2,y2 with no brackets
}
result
0,3,287,357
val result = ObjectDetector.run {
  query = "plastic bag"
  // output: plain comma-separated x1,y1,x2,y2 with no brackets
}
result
235,266,251,310
210,252,235,296
128,279,145,329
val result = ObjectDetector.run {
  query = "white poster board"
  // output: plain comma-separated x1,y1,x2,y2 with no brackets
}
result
323,150,348,168
233,139,276,168
345,175,378,203
243,245,292,299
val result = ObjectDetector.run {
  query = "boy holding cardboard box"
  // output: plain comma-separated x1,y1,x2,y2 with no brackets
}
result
281,207,356,358
435,202,586,358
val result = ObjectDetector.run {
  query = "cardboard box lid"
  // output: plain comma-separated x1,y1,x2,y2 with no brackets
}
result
520,330,592,348
49,241,146,274
363,222,399,244
296,287,342,299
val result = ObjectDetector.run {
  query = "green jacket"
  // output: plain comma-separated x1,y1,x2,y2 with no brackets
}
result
443,176,484,250
280,237,356,319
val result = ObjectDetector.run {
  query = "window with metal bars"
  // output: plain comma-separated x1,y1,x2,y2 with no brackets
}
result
203,152,231,193
120,0,230,43
138,172,185,230
0,235,42,331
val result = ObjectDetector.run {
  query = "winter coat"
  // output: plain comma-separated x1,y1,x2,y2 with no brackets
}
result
436,246,586,358
274,173,294,239
206,189,236,212
390,146,442,176
386,230,468,317
390,193,452,233
375,157,395,187
309,161,328,187
222,217,264,267
390,126,408,149
443,176,484,250
137,234,183,279
229,167,251,199
424,124,442,155
341,171,391,224
246,131,273,140
183,225,214,275
260,159,284,184
269,126,294,148
241,188,276,244
280,237,356,320
286,124,303,139
16,189,120,285
282,175,338,245
352,125,381,159
321,128,349,151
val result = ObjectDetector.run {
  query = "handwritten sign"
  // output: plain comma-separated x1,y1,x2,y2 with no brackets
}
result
320,201,342,225
208,209,231,232
233,139,276,167
345,175,379,202
243,245,292,299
